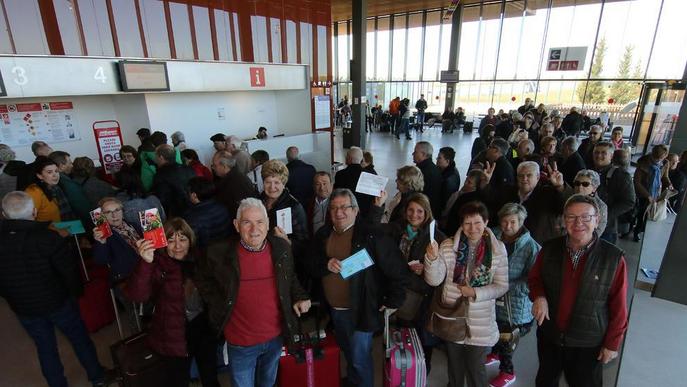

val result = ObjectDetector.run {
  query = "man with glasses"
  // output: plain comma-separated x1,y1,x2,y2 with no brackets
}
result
310,188,406,387
579,125,603,167
592,142,635,244
528,194,628,387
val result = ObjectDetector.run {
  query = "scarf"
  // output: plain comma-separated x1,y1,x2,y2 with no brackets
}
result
453,230,493,287
50,185,74,220
649,162,661,198
112,221,141,251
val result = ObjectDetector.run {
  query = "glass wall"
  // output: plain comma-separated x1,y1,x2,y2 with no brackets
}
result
332,0,687,118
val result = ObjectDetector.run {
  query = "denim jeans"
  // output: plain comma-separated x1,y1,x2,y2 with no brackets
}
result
330,309,374,387
398,118,411,138
226,336,282,387
417,111,425,129
17,299,104,387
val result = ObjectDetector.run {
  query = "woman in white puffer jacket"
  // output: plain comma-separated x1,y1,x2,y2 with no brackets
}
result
424,201,509,387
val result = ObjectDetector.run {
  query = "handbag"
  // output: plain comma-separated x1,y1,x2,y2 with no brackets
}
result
425,286,470,342
645,199,667,222
394,289,425,322
497,292,520,352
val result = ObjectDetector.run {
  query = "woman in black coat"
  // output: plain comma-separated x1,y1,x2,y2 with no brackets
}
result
437,147,461,217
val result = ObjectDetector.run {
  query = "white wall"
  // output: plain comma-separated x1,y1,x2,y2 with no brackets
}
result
111,94,151,146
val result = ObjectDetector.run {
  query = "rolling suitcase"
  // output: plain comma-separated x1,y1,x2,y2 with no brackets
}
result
79,276,116,332
384,310,427,387
462,121,474,133
111,332,166,387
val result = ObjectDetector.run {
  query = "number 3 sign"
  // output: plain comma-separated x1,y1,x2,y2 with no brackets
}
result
250,67,265,87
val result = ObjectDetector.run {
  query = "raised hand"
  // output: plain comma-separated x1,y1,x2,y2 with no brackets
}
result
483,161,496,183
374,190,388,207
547,161,564,188
135,239,155,263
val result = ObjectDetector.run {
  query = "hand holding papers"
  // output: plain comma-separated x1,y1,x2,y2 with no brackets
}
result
276,208,293,234
355,172,389,197
340,248,375,279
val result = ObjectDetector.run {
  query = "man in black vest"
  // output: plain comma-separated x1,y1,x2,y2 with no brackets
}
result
528,194,628,387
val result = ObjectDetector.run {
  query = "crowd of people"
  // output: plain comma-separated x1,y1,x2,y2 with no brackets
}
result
0,101,686,387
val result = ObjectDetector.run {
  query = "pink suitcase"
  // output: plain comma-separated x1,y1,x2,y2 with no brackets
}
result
384,310,427,387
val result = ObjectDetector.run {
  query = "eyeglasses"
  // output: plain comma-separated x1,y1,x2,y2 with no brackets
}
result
564,214,597,223
573,181,592,187
329,205,355,212
103,208,123,216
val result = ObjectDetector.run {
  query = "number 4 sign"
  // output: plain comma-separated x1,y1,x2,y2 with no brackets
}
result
250,67,265,87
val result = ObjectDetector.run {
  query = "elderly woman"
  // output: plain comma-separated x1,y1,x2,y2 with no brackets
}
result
24,156,74,224
260,159,308,261
382,165,424,224
126,218,219,387
573,170,608,235
388,193,446,372
486,203,541,387
424,201,508,387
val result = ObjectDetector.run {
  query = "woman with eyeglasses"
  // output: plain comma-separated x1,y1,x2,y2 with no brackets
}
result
571,170,607,235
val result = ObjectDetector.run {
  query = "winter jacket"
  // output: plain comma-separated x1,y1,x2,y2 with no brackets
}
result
0,220,82,317
24,184,61,223
492,227,540,325
416,158,443,217
286,159,317,207
634,155,671,200
189,160,213,181
559,151,586,187
596,164,636,234
152,163,196,218
58,173,94,227
184,199,232,248
310,220,407,332
73,176,116,208
561,111,584,137
424,228,509,346
195,235,309,343
92,223,141,282
125,251,191,357
440,166,461,216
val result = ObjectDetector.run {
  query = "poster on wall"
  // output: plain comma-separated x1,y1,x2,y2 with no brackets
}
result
0,101,79,147
93,121,124,175
314,95,331,129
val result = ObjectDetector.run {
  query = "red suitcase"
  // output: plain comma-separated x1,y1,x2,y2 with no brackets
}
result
277,333,340,387
79,277,116,332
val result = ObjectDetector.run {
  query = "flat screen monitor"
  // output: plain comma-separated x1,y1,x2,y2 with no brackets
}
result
117,61,170,92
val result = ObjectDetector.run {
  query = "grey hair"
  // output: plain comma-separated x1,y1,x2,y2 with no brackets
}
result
0,144,16,162
561,136,580,152
329,188,359,209
397,165,425,191
2,191,35,220
542,123,555,133
415,141,433,158
517,161,540,176
171,131,185,143
227,135,243,149
347,147,364,164
511,112,523,122
574,169,601,188
589,124,602,133
215,150,237,168
518,139,535,154
490,138,510,157
498,202,528,224
564,194,600,215
236,197,268,222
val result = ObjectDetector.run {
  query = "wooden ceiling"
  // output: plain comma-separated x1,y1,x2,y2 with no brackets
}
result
331,0,484,22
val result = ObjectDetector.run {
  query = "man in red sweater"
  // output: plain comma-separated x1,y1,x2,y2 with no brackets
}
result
528,194,628,387
196,198,311,387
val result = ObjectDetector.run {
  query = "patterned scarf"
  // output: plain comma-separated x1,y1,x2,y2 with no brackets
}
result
453,230,493,287
49,185,74,221
112,221,141,251
649,162,662,198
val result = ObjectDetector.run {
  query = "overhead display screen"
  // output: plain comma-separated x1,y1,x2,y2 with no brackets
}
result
117,61,170,92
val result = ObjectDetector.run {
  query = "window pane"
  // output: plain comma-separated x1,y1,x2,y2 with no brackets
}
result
406,13,422,81
422,11,441,81
541,1,602,80
4,0,49,54
376,17,390,81
336,22,348,81
439,17,451,75
0,3,13,53
140,0,170,59
537,80,583,106
271,18,282,63
317,25,327,80
647,0,687,79
496,1,525,79
233,13,241,61
251,15,268,62
474,4,501,80
514,2,547,79
112,0,144,57
391,14,406,81
53,0,83,55
301,22,313,77
214,9,233,61
286,20,297,63
458,7,480,81
79,0,115,56
169,2,193,59
366,19,375,80
193,6,213,60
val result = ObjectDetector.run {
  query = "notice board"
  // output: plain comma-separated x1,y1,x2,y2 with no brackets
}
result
93,121,124,175
0,101,79,147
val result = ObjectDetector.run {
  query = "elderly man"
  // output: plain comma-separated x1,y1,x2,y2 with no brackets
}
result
485,161,571,244
311,189,406,387
196,198,311,387
413,141,443,216
308,171,333,236
212,150,259,228
518,97,534,115
592,141,635,244
559,136,587,186
152,144,196,217
285,146,316,206
226,135,243,152
334,147,376,216
0,191,112,387
528,195,628,387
